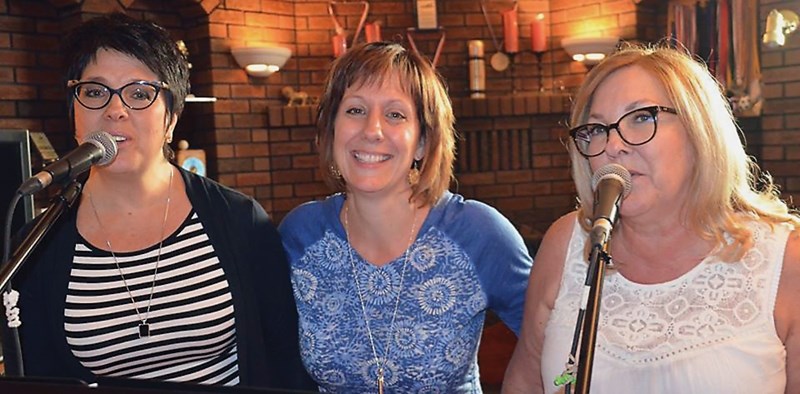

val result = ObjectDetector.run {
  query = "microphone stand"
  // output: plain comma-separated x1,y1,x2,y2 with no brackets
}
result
0,179,83,376
561,222,613,394
572,237,612,394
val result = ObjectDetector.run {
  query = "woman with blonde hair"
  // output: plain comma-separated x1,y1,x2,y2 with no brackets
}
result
503,44,799,393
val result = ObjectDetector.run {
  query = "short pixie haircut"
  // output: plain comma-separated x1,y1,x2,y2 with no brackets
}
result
62,13,190,124
316,42,456,207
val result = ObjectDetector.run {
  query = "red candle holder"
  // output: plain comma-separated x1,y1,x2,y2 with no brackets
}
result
533,50,546,92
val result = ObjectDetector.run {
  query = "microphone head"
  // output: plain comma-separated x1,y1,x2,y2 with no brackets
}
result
83,131,118,166
591,163,632,197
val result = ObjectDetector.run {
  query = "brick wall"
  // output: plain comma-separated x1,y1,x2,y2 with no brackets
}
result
0,0,797,237
758,0,800,206
0,0,798,389
0,1,69,151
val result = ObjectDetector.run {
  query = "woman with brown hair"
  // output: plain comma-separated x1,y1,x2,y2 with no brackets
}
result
279,42,533,393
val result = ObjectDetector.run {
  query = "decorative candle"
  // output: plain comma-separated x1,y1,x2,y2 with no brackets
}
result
531,13,546,53
332,33,347,58
502,8,519,54
468,40,486,99
364,22,381,43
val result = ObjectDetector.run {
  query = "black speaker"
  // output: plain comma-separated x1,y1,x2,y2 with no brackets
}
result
0,129,35,264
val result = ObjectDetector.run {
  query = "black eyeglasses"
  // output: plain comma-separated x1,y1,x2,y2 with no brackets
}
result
569,105,678,157
67,80,169,110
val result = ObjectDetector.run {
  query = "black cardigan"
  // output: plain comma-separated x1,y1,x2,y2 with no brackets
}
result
2,166,315,391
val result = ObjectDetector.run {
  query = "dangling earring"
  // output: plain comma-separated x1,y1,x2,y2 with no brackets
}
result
330,163,342,179
407,159,421,185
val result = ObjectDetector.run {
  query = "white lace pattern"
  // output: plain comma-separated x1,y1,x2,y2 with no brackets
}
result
549,220,786,364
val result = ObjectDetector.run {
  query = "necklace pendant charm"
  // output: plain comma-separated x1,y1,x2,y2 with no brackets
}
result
138,323,150,338
377,370,384,394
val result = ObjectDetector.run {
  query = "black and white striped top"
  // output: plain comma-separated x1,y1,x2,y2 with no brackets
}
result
65,211,240,386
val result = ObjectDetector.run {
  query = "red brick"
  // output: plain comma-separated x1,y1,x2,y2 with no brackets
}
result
0,84,36,99
214,99,251,114
236,171,271,186
0,49,35,66
497,170,533,184
234,142,269,157
295,182,330,197
209,9,246,25
494,197,535,211
231,84,267,98
292,154,319,169
0,117,43,130
0,16,37,33
228,0,263,12
271,141,314,156
273,169,315,183
218,158,254,173
458,172,496,185
475,184,514,198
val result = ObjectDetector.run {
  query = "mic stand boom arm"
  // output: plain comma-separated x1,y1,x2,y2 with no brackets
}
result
1,179,83,377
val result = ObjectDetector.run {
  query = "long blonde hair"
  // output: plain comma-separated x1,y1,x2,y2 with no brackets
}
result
568,44,799,261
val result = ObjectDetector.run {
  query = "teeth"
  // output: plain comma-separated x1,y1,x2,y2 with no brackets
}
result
112,135,127,142
354,151,390,163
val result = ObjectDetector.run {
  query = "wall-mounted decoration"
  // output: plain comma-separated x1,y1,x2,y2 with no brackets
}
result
762,9,798,47
328,0,369,58
281,86,317,107
668,0,762,117
406,27,446,69
364,21,382,43
468,40,486,99
561,36,619,66
230,45,292,78
176,140,206,177
531,13,547,91
479,0,510,72
414,0,438,30
501,2,519,55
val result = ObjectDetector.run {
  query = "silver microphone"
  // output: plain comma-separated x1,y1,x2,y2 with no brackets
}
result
17,131,117,195
589,163,632,247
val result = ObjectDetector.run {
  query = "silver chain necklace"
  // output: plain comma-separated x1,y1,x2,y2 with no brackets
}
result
86,167,173,339
343,201,418,394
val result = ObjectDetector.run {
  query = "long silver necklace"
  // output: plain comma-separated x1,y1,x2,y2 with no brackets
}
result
87,167,173,339
343,201,418,394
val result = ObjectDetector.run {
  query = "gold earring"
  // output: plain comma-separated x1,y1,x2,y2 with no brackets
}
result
330,163,342,179
408,160,421,185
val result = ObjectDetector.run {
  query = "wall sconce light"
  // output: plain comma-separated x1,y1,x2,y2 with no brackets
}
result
763,9,798,48
231,45,292,77
561,36,619,65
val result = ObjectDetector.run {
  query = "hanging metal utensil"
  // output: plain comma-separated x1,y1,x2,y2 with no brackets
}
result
406,27,446,69
480,0,509,71
328,0,370,57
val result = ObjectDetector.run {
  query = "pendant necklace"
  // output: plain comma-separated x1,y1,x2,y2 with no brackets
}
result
87,167,173,339
343,201,418,394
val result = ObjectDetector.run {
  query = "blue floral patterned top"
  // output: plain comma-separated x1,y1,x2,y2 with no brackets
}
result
279,192,532,393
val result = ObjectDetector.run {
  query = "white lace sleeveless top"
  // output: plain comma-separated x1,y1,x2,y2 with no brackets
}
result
541,219,788,394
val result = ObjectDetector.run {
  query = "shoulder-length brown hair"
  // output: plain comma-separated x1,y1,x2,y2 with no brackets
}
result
569,43,799,261
316,42,456,207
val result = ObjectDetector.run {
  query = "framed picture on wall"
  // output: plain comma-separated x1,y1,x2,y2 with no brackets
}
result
414,0,438,30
